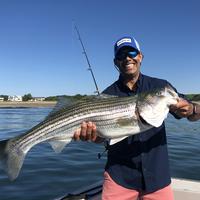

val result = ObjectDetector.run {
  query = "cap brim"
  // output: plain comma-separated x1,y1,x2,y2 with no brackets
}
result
115,45,139,56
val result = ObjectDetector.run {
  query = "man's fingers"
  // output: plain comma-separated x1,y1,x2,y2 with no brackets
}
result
174,99,190,109
73,121,97,142
91,123,97,142
73,128,81,141
171,98,194,117
80,121,87,141
175,109,189,117
86,122,93,140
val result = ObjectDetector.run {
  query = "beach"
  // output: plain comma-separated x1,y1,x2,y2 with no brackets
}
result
0,101,57,108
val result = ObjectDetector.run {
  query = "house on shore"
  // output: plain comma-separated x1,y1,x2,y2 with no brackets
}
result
29,97,45,102
8,95,22,102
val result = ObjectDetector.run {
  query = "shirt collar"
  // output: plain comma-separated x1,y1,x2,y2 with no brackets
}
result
117,73,143,94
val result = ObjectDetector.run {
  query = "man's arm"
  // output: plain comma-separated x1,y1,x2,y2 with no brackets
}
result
187,103,200,121
170,99,200,121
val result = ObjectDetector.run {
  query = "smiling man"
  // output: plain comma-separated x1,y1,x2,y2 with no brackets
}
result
74,36,200,200
113,37,143,91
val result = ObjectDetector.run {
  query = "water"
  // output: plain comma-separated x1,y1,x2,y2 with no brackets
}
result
0,108,199,200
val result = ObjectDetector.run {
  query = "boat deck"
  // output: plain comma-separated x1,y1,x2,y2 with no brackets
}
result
172,178,200,200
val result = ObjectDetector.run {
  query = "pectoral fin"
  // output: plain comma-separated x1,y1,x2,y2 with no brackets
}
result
48,137,72,153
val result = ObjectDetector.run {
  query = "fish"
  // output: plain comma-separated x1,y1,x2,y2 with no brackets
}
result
0,85,179,181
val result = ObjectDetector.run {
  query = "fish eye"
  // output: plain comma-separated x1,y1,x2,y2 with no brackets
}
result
155,91,162,96
167,89,175,97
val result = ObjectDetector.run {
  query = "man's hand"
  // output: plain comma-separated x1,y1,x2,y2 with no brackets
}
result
170,98,193,118
73,121,104,143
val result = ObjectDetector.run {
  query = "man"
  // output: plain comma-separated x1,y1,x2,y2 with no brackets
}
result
73,36,200,200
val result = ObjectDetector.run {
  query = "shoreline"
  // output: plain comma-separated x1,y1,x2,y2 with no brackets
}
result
0,100,199,109
0,101,57,108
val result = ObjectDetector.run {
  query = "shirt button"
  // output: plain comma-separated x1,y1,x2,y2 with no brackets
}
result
141,153,145,158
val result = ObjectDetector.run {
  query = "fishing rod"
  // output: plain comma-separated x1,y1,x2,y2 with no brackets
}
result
74,24,100,95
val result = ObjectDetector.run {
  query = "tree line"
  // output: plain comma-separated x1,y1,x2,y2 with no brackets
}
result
0,93,88,101
185,94,200,101
0,94,33,101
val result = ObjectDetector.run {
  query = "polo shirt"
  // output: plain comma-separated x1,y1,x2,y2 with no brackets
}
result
102,73,181,193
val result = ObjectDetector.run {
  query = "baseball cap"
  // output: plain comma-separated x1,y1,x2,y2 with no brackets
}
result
114,36,141,57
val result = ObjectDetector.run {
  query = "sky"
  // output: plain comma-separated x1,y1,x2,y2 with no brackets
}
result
0,0,200,97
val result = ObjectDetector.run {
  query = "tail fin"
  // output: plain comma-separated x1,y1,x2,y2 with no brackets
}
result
0,139,25,181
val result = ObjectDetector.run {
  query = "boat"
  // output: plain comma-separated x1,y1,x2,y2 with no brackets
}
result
172,178,200,200
54,178,200,200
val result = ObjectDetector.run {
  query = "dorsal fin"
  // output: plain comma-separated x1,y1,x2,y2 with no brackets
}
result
47,94,117,118
98,94,117,98
47,97,80,118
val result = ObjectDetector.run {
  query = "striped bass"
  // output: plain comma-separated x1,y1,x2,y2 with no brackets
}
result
0,85,179,180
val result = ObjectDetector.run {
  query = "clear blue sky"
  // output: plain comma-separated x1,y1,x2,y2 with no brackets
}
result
0,0,199,97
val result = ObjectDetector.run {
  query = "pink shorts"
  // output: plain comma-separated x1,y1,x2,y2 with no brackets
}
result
102,172,174,200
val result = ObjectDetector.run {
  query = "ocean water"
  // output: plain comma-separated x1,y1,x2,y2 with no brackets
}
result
0,107,199,200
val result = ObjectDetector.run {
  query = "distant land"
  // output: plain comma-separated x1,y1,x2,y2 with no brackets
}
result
0,94,86,108
1,93,200,101
0,93,199,108
185,94,200,102
0,93,87,102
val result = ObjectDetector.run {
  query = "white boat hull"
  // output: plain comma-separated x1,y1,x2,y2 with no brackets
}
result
172,178,200,200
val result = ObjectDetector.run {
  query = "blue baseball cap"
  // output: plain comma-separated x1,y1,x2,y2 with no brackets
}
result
114,36,141,57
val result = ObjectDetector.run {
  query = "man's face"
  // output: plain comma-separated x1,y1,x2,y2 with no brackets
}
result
114,47,143,78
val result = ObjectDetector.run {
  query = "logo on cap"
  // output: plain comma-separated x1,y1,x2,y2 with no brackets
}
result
117,38,132,47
